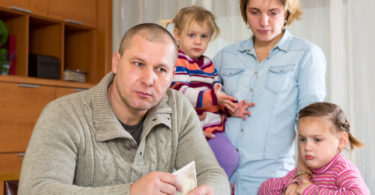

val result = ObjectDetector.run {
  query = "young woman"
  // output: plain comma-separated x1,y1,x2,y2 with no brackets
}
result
213,0,327,193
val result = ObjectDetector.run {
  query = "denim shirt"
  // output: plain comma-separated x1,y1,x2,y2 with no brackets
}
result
213,30,326,186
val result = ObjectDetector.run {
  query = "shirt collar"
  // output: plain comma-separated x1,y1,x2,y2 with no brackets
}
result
312,152,343,174
238,30,293,54
93,73,172,142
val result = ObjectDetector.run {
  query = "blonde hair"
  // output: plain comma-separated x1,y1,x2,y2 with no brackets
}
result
240,0,302,26
298,102,365,151
166,6,220,40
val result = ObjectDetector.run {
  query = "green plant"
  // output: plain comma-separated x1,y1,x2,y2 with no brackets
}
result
0,19,9,74
0,19,8,46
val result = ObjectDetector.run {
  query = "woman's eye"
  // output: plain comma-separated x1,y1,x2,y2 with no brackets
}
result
314,138,321,142
299,137,306,142
249,10,259,15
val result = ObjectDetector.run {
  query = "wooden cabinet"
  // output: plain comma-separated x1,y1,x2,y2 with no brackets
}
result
49,0,97,27
0,0,112,84
0,81,55,153
0,0,111,189
0,153,24,175
0,0,48,17
0,76,94,181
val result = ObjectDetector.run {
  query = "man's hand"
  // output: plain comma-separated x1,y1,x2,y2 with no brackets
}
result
187,184,214,195
229,100,255,120
130,172,182,195
214,84,237,112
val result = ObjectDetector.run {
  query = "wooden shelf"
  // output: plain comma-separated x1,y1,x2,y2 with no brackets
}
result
0,0,111,84
0,1,111,183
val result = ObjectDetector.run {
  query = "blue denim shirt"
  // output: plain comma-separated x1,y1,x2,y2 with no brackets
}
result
213,30,326,193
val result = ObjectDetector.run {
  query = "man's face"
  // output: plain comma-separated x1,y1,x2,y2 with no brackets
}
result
112,34,176,114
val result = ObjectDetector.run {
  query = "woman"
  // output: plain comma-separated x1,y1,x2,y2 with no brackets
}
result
212,0,326,194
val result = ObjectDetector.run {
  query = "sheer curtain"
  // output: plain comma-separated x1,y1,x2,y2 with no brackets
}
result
112,0,375,191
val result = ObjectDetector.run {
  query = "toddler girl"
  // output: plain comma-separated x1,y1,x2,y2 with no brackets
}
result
167,6,254,178
259,102,370,194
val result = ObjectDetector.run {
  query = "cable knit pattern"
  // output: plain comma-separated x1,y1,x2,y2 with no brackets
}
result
18,72,230,195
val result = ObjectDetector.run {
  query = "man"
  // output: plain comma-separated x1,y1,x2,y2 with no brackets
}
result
18,23,229,195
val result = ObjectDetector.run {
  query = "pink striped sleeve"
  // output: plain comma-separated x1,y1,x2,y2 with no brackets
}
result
258,169,297,195
302,169,370,195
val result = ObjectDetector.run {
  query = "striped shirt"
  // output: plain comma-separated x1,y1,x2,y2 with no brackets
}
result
258,153,370,194
170,50,226,134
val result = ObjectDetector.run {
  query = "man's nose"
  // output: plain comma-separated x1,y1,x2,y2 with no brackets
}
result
141,68,155,86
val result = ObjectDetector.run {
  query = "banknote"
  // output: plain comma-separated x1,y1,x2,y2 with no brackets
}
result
173,161,197,195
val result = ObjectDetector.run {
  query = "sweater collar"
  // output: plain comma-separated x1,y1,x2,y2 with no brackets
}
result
312,152,343,174
92,72,172,142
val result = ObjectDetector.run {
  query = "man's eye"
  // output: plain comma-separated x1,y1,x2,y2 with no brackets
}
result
157,67,167,73
135,62,143,66
299,137,306,142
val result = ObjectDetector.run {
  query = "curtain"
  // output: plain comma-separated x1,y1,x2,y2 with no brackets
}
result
112,0,375,191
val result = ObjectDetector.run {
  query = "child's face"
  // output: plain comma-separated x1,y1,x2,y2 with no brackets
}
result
174,22,211,59
298,116,347,169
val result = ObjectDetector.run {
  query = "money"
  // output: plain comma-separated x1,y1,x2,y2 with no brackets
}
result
173,161,197,195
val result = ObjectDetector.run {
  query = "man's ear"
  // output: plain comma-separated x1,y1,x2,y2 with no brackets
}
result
112,52,121,74
338,132,349,150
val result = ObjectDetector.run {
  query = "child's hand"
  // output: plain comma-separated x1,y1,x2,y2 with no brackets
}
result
285,183,298,195
229,100,255,120
198,111,207,121
295,177,312,194
214,84,237,112
203,131,215,139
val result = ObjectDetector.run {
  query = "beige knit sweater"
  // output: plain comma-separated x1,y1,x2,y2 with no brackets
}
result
18,73,230,195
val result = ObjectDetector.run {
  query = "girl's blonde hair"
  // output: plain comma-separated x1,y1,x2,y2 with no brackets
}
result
298,102,364,151
240,0,302,26
165,6,220,40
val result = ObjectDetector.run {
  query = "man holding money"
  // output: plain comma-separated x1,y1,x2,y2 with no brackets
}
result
18,23,230,195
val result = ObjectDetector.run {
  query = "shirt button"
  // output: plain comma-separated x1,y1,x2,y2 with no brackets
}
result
236,148,239,152
250,88,253,92
241,129,244,132
254,72,257,75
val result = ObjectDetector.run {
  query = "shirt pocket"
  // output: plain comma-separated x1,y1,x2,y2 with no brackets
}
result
266,64,296,94
220,68,245,94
